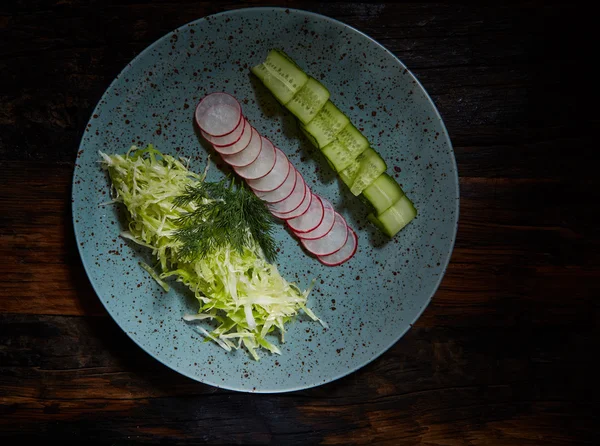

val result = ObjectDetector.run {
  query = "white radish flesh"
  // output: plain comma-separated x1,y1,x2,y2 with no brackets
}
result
318,228,357,266
246,147,290,192
272,182,312,220
234,136,276,180
295,198,335,240
254,162,297,203
301,212,349,256
195,93,242,137
202,116,245,146
221,127,262,167
287,193,324,233
212,119,252,155
268,171,306,214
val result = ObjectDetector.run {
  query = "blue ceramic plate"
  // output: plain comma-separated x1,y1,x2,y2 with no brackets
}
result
73,7,459,392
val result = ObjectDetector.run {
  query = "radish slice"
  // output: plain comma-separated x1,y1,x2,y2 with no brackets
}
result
301,212,349,256
272,182,312,220
246,148,290,192
195,93,242,137
234,136,276,180
287,193,325,233
318,228,357,266
254,162,296,203
202,116,245,147
295,198,335,240
268,171,306,214
221,127,262,167
212,119,252,155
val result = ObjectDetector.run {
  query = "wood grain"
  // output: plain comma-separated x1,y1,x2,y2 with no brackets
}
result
1,1,598,444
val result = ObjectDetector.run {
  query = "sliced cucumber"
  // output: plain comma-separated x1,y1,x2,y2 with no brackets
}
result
367,213,387,233
348,148,387,196
251,50,308,104
321,140,354,172
287,77,330,125
362,173,405,215
374,195,417,237
299,125,319,148
301,101,349,148
336,123,369,159
339,159,361,188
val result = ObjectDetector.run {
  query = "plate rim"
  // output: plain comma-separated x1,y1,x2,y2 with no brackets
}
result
72,6,460,393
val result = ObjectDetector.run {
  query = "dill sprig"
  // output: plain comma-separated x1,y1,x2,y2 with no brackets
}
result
173,177,278,262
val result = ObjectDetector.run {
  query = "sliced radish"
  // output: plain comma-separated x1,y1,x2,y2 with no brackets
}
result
272,182,312,220
221,127,262,167
211,119,252,155
195,93,242,137
267,171,306,214
233,136,276,180
202,116,245,147
287,193,325,233
295,198,336,240
318,228,357,266
301,212,349,256
246,147,290,192
254,162,296,203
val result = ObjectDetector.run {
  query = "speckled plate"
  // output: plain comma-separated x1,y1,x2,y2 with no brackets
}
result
72,7,459,392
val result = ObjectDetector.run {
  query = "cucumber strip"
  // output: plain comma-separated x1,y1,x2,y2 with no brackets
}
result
373,195,417,237
251,49,309,104
287,77,330,125
339,159,361,188
301,101,349,148
321,140,354,172
362,173,405,215
336,123,369,159
349,148,387,196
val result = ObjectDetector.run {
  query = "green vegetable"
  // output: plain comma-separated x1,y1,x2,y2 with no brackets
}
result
173,178,277,263
100,146,324,359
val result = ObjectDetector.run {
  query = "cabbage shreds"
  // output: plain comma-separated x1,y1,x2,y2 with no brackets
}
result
100,145,322,360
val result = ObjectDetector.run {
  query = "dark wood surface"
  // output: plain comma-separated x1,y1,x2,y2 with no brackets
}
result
1,1,598,444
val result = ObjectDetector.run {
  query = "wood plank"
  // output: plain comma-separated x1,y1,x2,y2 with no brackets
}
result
0,314,595,444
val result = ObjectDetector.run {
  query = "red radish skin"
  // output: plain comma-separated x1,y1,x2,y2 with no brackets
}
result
254,163,297,203
267,172,306,214
246,148,290,192
272,182,312,220
211,119,252,155
317,228,358,266
233,136,276,180
195,93,242,137
300,212,349,256
287,193,325,233
221,127,262,167
294,198,336,240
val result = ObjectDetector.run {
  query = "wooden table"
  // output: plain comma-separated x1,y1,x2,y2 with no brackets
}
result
1,2,597,444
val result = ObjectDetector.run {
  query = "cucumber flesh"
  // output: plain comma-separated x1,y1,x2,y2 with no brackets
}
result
301,101,349,148
251,50,308,105
336,123,369,159
321,140,354,172
375,195,417,237
339,159,360,188
362,173,405,215
349,148,387,196
287,77,330,125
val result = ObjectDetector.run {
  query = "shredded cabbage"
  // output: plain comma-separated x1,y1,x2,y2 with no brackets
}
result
101,145,323,359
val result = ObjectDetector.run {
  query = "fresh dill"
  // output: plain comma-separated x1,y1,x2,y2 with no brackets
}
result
173,177,278,262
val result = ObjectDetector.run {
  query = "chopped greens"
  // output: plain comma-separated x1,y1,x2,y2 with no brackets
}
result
100,145,323,359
